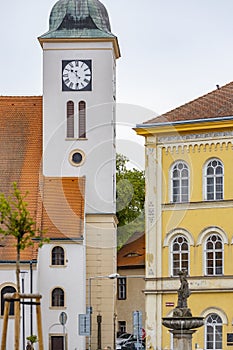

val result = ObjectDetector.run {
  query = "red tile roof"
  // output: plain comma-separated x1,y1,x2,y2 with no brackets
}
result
0,96,85,261
117,232,145,268
144,81,233,125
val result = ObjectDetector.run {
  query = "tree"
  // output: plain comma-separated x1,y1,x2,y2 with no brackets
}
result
0,182,47,292
0,183,48,349
116,154,145,246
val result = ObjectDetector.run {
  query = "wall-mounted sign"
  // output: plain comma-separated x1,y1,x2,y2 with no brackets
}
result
165,302,175,307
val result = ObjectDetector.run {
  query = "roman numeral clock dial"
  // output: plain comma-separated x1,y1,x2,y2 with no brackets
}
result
62,60,92,91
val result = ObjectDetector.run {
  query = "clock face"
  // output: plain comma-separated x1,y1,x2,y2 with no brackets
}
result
62,60,92,91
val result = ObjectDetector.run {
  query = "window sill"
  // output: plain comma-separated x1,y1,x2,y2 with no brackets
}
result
49,306,67,310
50,265,67,268
163,199,233,211
65,138,87,141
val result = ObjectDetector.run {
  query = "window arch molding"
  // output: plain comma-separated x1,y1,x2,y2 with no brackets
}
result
203,157,224,201
164,228,194,247
201,307,228,325
170,160,190,203
51,287,65,308
196,226,228,246
51,245,66,266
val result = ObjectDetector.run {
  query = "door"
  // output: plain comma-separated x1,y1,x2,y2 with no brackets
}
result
51,335,64,350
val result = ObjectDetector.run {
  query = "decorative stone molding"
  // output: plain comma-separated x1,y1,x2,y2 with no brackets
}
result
201,307,228,324
163,228,194,247
157,132,233,154
158,131,233,143
196,226,228,246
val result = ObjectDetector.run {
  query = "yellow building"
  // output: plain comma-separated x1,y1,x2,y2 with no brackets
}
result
135,82,233,350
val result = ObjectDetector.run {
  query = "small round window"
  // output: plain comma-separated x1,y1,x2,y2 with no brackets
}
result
69,150,85,167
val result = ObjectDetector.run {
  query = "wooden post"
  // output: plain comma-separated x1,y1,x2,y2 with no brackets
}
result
1,300,10,350
1,293,44,349
14,293,20,350
36,296,44,350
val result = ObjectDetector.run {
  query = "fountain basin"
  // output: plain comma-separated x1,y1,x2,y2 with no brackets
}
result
162,317,204,330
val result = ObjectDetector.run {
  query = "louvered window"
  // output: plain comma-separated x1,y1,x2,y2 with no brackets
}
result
79,101,86,138
67,101,74,138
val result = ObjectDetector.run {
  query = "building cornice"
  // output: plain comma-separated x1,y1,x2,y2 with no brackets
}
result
38,37,121,59
162,199,233,211
135,116,233,136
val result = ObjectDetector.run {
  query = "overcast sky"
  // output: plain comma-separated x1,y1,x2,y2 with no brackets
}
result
1,0,233,168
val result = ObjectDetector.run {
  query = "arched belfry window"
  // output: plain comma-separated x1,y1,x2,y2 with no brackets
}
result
67,101,74,138
171,161,189,203
78,101,86,138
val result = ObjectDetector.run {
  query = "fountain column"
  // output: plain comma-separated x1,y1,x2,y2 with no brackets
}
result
162,271,204,350
171,329,196,350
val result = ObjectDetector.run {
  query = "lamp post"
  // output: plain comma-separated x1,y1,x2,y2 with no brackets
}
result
21,271,28,350
87,273,119,350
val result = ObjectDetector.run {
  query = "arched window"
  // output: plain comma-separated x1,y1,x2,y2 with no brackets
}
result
204,159,223,200
51,246,65,266
171,235,189,276
1,286,16,316
205,313,222,350
51,288,64,307
171,161,189,203
67,101,74,138
78,101,86,138
205,234,223,275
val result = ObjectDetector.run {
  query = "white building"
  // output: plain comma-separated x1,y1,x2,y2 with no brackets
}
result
0,1,120,349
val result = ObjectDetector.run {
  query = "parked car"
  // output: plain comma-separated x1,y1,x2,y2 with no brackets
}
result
116,333,135,350
121,340,145,350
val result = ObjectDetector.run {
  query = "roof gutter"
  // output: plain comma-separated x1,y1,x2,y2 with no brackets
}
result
136,115,233,129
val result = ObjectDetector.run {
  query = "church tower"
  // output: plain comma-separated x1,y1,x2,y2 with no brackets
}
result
38,1,120,348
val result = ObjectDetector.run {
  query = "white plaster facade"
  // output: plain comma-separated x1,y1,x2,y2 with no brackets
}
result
42,41,116,214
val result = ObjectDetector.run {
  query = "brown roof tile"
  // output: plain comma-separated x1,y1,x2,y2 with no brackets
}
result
0,96,85,261
41,177,85,239
117,232,145,268
144,81,233,125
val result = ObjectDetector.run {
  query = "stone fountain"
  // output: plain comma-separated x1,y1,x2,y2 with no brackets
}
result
162,271,204,350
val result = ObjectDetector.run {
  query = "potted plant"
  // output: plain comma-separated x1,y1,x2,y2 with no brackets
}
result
26,335,38,349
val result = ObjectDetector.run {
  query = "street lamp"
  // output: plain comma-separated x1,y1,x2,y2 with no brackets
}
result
20,271,28,350
87,273,119,350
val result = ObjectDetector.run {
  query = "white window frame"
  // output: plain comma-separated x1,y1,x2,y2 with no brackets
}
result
170,161,189,203
203,158,224,201
205,313,223,350
170,235,190,277
204,234,224,276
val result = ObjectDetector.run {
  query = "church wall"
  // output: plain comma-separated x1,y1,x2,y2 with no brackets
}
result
37,242,86,349
42,41,116,214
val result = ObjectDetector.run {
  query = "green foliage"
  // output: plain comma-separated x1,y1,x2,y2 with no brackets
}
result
116,153,145,227
26,335,38,344
116,154,145,247
0,182,48,251
0,182,48,291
